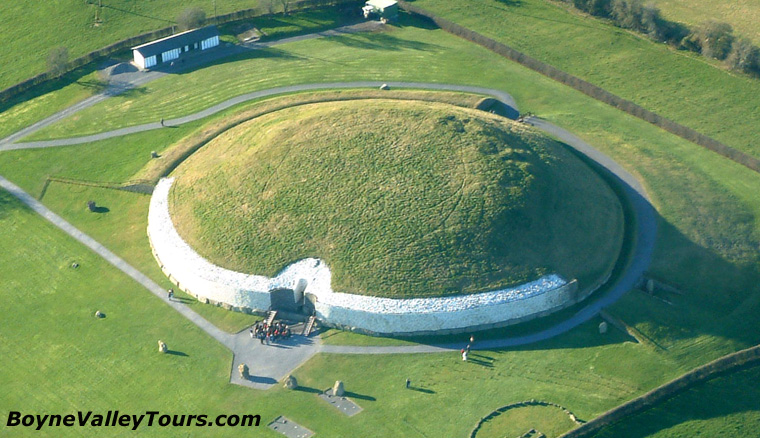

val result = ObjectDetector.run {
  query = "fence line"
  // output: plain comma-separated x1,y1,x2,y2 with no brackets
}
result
397,0,760,173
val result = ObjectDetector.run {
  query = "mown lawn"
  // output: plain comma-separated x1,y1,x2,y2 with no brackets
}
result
0,188,674,437
0,0,344,91
413,0,760,160
589,365,760,438
651,0,760,45
475,404,579,438
0,7,353,142
1,9,760,436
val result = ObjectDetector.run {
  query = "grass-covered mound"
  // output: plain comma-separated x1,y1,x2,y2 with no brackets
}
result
169,99,623,298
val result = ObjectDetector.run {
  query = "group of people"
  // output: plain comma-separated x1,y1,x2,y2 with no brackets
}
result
250,321,291,345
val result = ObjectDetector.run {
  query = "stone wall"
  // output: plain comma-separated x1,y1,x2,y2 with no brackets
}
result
148,178,580,335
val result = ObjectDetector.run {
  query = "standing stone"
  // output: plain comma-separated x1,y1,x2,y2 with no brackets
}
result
646,279,655,294
94,310,103,318
151,151,159,159
333,380,345,397
239,363,249,379
284,375,298,389
158,340,167,353
87,201,97,212
599,321,608,334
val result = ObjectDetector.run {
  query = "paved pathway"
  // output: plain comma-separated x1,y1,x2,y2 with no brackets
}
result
0,21,657,385
0,21,384,150
0,81,516,151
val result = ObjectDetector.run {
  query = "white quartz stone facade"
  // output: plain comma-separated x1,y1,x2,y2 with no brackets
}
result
148,178,579,335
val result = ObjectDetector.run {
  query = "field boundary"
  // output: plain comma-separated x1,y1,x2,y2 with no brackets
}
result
0,0,358,104
397,0,760,173
557,344,760,437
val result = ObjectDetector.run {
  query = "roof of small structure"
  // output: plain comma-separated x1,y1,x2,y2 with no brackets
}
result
366,0,397,9
132,26,219,58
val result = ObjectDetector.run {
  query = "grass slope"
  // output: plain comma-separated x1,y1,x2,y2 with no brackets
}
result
170,100,623,297
652,0,760,45
413,0,760,160
0,0,266,90
590,365,760,438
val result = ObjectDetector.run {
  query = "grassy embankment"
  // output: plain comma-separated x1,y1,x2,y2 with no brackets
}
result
170,100,623,298
589,365,760,438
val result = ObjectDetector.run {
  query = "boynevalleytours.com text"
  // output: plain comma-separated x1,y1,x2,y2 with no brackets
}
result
6,410,261,431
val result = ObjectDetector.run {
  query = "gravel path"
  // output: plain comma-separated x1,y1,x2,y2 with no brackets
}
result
0,22,656,381
0,82,516,151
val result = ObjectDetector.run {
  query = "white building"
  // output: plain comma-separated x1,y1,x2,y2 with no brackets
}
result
132,26,220,70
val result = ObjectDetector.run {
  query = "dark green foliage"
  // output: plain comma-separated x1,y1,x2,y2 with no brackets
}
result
692,20,735,60
177,7,207,31
727,38,760,74
572,0,612,17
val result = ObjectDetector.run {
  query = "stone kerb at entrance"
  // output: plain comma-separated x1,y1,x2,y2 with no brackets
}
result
148,177,578,335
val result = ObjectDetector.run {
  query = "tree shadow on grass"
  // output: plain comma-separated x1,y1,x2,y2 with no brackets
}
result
327,32,442,52
156,46,303,78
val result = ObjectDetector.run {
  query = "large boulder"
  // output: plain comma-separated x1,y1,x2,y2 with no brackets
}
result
333,380,345,397
238,363,249,379
158,340,167,353
284,375,298,389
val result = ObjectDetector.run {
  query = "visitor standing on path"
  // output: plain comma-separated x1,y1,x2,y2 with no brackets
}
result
406,378,411,389
167,288,174,301
160,118,164,127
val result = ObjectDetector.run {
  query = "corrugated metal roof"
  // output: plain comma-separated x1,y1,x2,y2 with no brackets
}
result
132,26,219,57
366,0,397,9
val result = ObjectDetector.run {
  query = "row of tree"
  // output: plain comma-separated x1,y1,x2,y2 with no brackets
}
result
567,0,760,75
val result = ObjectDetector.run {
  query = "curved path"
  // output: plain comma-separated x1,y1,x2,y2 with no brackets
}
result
0,37,656,383
322,115,657,354
0,82,517,151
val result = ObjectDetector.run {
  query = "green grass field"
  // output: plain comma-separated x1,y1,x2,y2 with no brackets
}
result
651,0,760,45
170,99,622,297
0,0,306,91
475,405,579,438
589,365,760,438
2,6,760,437
0,190,679,437
414,0,760,160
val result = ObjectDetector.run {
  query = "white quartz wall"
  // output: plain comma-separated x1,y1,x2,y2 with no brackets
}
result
148,178,576,334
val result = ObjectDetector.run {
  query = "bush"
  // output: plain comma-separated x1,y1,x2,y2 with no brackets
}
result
692,20,735,60
177,7,207,31
47,47,69,78
727,38,760,74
